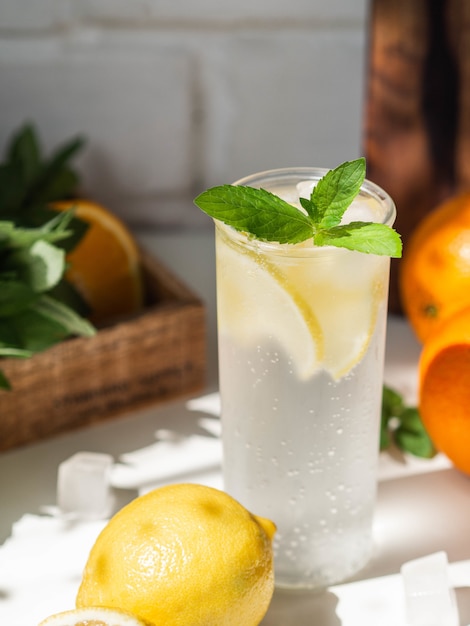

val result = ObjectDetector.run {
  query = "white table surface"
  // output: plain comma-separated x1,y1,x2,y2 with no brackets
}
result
1,228,470,625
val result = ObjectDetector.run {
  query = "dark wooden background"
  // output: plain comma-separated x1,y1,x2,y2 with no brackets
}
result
364,0,469,312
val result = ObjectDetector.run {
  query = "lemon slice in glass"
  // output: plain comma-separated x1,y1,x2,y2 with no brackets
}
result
216,230,324,380
280,248,387,380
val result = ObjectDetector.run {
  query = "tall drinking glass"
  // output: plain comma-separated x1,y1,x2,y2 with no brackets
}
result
214,167,396,589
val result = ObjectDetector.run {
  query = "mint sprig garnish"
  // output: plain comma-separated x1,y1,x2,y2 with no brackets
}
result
194,158,402,257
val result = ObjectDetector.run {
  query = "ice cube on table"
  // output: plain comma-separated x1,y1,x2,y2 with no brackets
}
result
401,551,459,626
57,452,114,520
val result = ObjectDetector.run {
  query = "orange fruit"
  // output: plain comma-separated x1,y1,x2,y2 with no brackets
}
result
53,200,143,325
419,306,470,475
399,191,470,343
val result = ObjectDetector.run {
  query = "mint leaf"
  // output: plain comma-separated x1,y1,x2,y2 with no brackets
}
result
9,306,73,352
7,124,42,190
11,239,65,293
0,347,33,358
312,158,365,229
31,136,84,205
0,218,73,249
0,280,37,316
381,384,405,450
8,295,95,353
380,385,436,459
194,158,402,257
0,126,93,391
382,384,405,418
32,295,95,338
380,410,391,451
0,213,96,390
314,222,403,257
0,123,84,219
48,278,91,318
299,196,319,221
395,408,436,459
195,184,313,244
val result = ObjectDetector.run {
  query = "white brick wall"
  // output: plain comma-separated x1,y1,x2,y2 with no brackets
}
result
0,1,369,228
69,0,366,23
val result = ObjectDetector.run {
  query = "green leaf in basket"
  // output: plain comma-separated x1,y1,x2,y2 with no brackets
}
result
0,347,34,358
0,123,85,217
6,123,42,191
7,295,94,353
0,280,37,317
48,278,91,318
31,295,95,339
0,214,74,249
10,239,65,293
7,307,70,352
0,124,95,391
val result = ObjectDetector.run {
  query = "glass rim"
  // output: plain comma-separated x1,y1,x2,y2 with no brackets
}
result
214,166,397,257
232,166,396,228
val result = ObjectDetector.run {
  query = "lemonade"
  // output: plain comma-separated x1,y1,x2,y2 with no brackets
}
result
214,168,396,588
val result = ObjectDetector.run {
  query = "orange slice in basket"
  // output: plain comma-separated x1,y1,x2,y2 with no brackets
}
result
53,200,144,324
38,606,153,625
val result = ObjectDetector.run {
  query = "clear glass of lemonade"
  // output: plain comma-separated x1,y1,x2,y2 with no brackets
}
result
214,167,396,589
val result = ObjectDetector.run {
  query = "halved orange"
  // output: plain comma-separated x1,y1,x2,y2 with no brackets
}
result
419,306,470,475
53,200,144,325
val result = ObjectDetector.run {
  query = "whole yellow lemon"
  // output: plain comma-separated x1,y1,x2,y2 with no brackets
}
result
76,483,276,626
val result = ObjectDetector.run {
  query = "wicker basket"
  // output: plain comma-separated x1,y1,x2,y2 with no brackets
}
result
0,250,206,452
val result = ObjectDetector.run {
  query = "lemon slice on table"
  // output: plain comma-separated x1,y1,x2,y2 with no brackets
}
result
216,231,324,380
38,606,152,626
